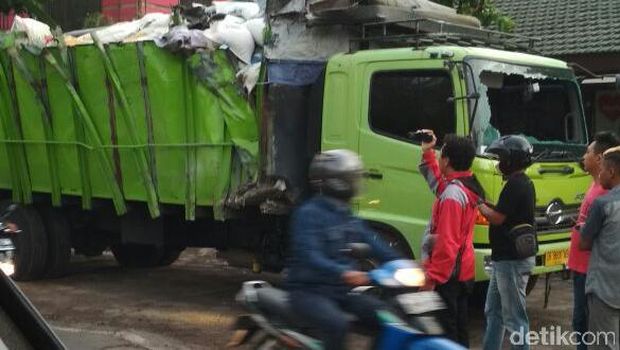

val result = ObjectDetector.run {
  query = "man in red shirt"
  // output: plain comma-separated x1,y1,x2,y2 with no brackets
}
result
418,130,484,347
568,132,619,350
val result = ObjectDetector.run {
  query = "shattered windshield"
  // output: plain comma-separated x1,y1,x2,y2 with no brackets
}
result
465,58,587,162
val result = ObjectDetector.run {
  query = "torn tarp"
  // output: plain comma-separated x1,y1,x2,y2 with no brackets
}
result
154,26,216,53
267,60,326,86
237,62,262,93
188,50,259,179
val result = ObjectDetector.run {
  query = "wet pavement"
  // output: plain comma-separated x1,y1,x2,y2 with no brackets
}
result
17,249,575,349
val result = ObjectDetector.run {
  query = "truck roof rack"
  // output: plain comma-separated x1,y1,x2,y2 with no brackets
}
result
306,7,540,53
352,18,539,53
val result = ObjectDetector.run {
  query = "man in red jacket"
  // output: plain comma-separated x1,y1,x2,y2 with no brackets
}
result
418,130,483,347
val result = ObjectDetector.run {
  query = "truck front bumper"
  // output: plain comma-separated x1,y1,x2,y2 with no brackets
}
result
474,240,570,282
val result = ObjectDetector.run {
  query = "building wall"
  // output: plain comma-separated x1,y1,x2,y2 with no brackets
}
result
1,0,180,31
0,11,16,31
102,0,179,23
558,53,620,136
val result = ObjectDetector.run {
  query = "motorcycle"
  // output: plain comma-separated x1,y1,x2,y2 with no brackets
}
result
228,243,465,350
0,204,20,276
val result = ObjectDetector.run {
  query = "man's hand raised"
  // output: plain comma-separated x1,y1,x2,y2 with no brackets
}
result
419,129,437,152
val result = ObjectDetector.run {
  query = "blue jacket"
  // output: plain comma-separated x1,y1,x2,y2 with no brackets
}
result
285,195,401,294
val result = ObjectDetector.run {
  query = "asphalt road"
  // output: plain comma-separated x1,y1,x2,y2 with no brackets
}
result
16,249,575,349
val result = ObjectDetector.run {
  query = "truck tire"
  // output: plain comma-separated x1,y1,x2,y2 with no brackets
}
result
368,224,415,260
111,244,162,268
111,244,183,268
38,206,72,278
1,202,48,281
158,246,184,267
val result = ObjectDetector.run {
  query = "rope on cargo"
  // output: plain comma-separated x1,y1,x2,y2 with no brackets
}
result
0,139,234,149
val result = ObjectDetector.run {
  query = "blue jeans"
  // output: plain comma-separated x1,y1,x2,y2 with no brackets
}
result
483,258,535,350
573,272,588,350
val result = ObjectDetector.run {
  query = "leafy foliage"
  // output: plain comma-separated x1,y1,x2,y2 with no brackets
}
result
433,0,514,32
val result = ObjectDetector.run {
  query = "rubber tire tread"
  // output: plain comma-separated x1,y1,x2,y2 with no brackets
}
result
158,247,184,267
38,206,72,278
3,203,49,281
111,244,164,268
369,225,415,260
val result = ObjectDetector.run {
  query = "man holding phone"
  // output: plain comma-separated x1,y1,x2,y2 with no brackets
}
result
418,130,484,347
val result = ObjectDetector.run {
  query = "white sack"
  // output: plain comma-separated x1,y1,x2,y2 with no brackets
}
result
213,1,261,20
204,15,255,64
245,18,266,46
11,16,53,48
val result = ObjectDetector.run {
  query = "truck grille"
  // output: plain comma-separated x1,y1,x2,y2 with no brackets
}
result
535,204,579,234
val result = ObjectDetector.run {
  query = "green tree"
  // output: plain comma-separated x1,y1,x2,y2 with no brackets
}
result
0,0,55,26
433,0,514,32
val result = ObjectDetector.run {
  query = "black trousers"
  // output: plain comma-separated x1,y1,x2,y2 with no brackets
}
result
289,290,387,350
435,277,473,348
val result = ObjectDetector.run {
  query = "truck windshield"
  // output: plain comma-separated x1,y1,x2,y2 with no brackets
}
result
465,58,587,162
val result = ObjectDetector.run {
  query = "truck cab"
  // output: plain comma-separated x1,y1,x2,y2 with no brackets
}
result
321,46,590,281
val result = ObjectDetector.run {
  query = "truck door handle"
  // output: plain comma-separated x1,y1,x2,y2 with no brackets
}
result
538,166,575,175
365,169,383,180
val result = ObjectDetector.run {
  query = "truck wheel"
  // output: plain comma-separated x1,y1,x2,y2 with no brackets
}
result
158,246,184,267
368,224,414,260
1,202,48,281
111,244,183,268
38,206,72,278
111,244,163,268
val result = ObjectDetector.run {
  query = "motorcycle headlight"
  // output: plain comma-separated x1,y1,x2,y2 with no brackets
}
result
0,261,14,276
393,268,426,287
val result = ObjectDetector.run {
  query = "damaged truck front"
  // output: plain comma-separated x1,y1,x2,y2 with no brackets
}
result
319,46,589,287
466,53,588,280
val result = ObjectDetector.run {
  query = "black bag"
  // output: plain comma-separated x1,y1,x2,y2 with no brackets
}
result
508,224,539,259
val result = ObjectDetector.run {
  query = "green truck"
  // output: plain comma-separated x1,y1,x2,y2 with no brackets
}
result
0,19,589,284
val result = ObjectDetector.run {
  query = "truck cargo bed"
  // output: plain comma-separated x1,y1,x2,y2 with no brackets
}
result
0,40,258,219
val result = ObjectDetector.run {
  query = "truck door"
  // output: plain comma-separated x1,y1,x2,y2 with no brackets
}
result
357,60,467,258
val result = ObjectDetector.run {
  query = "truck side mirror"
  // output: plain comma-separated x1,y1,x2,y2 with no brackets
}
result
616,74,620,90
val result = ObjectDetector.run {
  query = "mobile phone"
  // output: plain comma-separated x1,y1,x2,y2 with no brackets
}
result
408,130,434,143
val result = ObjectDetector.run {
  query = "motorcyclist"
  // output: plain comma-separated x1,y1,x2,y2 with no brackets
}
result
285,149,402,350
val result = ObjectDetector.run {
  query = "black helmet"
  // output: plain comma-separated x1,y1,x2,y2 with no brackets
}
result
309,150,364,201
485,135,533,175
